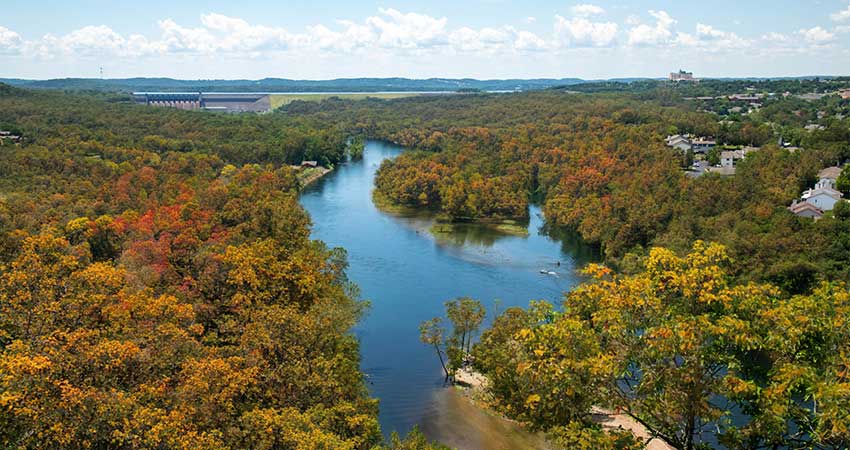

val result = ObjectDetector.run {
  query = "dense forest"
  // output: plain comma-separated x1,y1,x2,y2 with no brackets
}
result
0,83,447,449
1,79,849,450
290,89,850,296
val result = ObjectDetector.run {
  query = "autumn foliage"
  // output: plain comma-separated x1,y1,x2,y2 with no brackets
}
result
0,85,386,449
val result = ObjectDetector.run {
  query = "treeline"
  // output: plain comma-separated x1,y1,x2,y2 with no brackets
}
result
565,77,850,96
0,84,352,167
0,84,443,449
292,91,850,294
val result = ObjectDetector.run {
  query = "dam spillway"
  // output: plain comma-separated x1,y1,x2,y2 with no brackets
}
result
133,92,271,113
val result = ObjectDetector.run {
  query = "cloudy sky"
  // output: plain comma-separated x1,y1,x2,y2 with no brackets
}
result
2,0,850,80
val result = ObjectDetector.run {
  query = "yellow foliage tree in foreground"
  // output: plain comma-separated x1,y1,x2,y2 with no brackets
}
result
474,242,850,450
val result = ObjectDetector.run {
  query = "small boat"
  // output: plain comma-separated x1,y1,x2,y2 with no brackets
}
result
547,271,557,276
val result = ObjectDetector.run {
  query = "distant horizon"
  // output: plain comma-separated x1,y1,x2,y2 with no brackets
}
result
4,74,849,82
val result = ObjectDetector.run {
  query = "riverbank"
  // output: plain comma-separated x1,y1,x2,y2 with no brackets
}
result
452,367,674,450
295,165,332,188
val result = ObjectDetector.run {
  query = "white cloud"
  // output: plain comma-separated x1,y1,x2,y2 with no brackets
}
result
449,26,509,51
555,15,618,47
307,21,375,52
693,23,749,48
799,26,835,44
366,8,448,49
0,26,23,54
158,19,218,53
627,10,676,46
0,8,840,73
449,26,546,53
514,30,548,51
831,5,850,22
570,4,605,17
762,31,791,43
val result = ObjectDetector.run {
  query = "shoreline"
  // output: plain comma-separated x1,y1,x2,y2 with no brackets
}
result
371,190,531,238
295,165,333,188
452,367,674,450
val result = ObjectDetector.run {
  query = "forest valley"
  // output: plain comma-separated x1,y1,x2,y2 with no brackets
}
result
0,79,849,449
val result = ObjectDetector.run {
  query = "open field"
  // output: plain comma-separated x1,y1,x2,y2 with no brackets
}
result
270,92,424,109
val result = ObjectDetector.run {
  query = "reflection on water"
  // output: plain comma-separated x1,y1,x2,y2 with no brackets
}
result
299,140,598,449
421,388,553,450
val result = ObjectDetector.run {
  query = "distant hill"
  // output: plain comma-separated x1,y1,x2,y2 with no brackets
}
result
0,77,597,93
3,76,841,95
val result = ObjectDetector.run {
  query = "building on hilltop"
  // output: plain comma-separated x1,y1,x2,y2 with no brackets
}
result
670,70,695,82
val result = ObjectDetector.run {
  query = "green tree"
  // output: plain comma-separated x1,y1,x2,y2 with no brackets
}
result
444,297,486,355
419,317,451,380
836,165,850,196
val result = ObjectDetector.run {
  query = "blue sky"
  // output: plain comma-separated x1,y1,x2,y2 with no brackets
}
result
2,0,849,79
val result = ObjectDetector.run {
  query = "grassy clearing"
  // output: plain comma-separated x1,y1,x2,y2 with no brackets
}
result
270,92,422,109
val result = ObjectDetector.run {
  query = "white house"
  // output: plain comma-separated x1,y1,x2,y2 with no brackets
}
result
802,187,844,211
720,151,743,168
666,135,692,151
719,147,758,169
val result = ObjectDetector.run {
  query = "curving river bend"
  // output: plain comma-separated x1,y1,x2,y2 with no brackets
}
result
299,140,597,449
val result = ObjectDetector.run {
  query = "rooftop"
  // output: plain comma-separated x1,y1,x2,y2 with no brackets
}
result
818,166,842,180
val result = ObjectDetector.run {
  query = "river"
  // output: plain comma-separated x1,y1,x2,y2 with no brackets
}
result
299,140,598,449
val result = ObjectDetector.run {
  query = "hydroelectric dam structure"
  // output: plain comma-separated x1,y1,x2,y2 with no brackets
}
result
133,92,271,113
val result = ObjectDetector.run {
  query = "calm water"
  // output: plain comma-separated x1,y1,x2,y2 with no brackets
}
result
299,141,597,449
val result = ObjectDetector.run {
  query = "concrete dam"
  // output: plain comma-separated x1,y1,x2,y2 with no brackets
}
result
133,92,271,113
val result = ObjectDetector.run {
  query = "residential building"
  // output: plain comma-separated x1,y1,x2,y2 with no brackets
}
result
0,130,21,143
666,134,692,151
788,201,824,219
818,166,842,183
728,94,763,103
720,151,744,168
691,139,716,153
801,187,844,211
792,166,846,215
